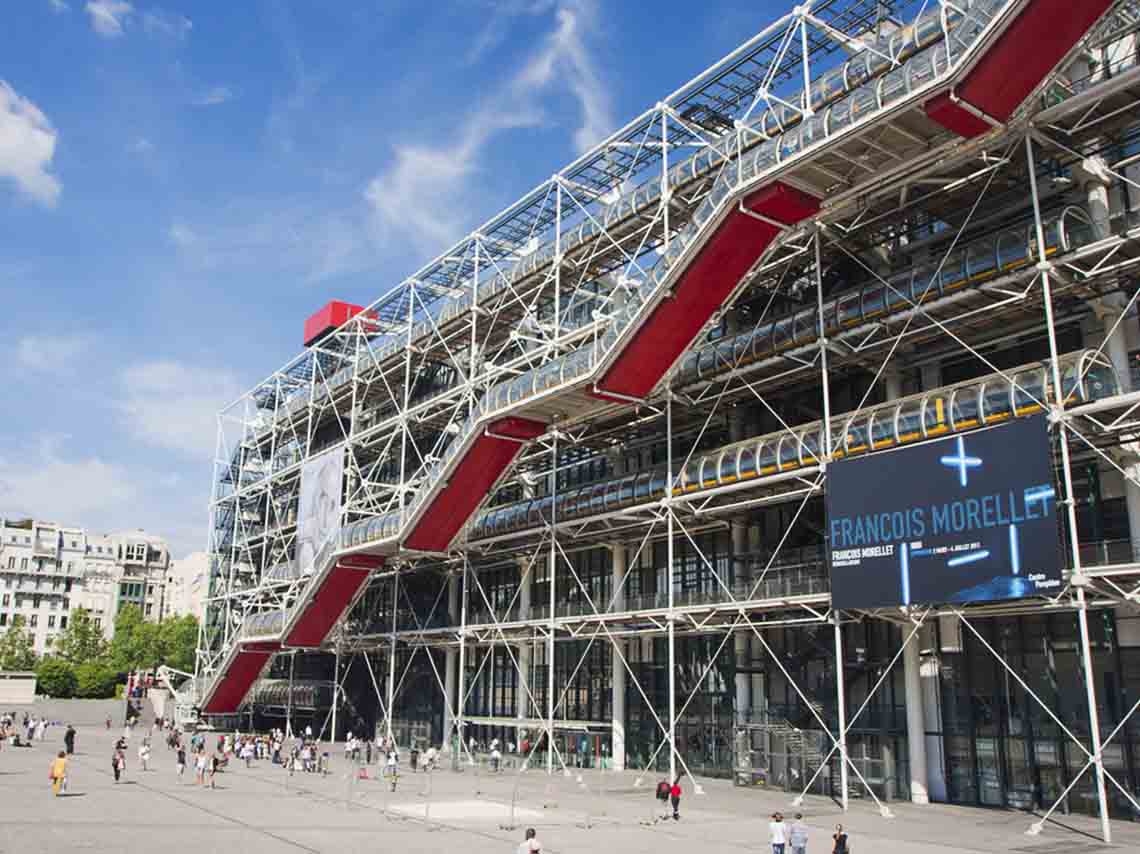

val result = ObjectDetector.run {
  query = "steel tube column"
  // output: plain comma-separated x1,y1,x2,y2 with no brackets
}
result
903,633,929,804
518,558,532,722
666,389,677,784
884,365,928,803
611,542,627,771
444,572,459,743
331,645,340,744
457,557,470,764
1028,135,1112,844
834,613,849,812
387,574,398,742
547,431,558,775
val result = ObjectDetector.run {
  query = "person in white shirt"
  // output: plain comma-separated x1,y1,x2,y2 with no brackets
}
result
516,827,541,854
789,812,809,854
769,812,788,854
138,739,151,771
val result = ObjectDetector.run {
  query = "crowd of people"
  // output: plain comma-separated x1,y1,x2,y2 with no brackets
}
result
5,705,872,853
1,710,54,746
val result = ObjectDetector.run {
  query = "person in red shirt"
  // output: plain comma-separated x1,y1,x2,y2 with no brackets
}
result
670,776,682,820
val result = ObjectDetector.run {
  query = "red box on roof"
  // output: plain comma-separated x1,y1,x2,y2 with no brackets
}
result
304,300,365,347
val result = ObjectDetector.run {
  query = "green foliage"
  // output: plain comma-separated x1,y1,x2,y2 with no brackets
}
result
0,615,37,671
109,605,154,672
75,660,118,699
36,657,78,698
54,607,108,665
109,605,200,675
158,614,199,673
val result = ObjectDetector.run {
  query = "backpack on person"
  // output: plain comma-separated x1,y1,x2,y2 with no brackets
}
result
655,780,671,801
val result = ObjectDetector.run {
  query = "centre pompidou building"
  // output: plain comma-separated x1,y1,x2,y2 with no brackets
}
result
192,0,1140,840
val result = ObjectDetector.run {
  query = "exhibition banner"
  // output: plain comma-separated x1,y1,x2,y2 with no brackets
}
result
296,449,345,577
827,416,1060,608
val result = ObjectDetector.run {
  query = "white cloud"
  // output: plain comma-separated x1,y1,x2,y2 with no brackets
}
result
48,0,70,13
363,0,614,251
465,0,556,65
142,9,192,39
0,440,137,523
85,0,132,38
0,437,208,559
364,106,541,251
128,136,154,155
192,86,234,107
167,204,374,284
0,80,62,207
15,334,89,374
168,222,196,247
116,360,243,460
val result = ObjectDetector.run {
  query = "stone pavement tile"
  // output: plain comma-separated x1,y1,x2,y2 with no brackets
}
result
4,704,1140,853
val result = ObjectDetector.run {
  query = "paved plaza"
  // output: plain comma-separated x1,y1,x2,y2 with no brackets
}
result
2,700,1138,853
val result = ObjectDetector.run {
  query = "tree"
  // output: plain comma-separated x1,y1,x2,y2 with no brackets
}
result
75,660,118,698
36,657,77,698
109,605,155,673
157,614,199,673
0,615,37,671
54,607,108,665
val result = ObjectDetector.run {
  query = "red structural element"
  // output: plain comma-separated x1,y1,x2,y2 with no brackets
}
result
927,0,1113,137
923,94,992,139
404,416,546,552
304,300,366,348
595,182,819,400
201,642,280,715
284,554,385,647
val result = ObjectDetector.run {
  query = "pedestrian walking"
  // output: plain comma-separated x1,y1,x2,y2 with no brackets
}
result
64,724,76,755
138,738,151,771
831,824,849,854
49,751,68,796
112,747,125,783
790,813,809,854
769,812,788,854
177,745,187,780
385,749,398,791
516,827,542,853
669,776,682,821
209,750,221,789
195,749,208,785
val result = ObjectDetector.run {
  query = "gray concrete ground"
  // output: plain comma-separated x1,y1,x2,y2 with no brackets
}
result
2,698,1138,853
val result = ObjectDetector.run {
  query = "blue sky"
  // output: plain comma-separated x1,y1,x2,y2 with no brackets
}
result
0,0,781,557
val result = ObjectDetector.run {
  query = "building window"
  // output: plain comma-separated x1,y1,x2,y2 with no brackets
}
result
6,556,13,568
65,579,72,593
60,616,68,629
63,597,70,609
148,585,154,595
70,540,77,548
32,595,41,608
67,561,74,572
0,614,6,626
1,594,7,606
44,636,53,648
29,614,37,627
49,599,57,610
145,604,153,616
47,615,55,628
94,617,101,630
20,558,27,570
